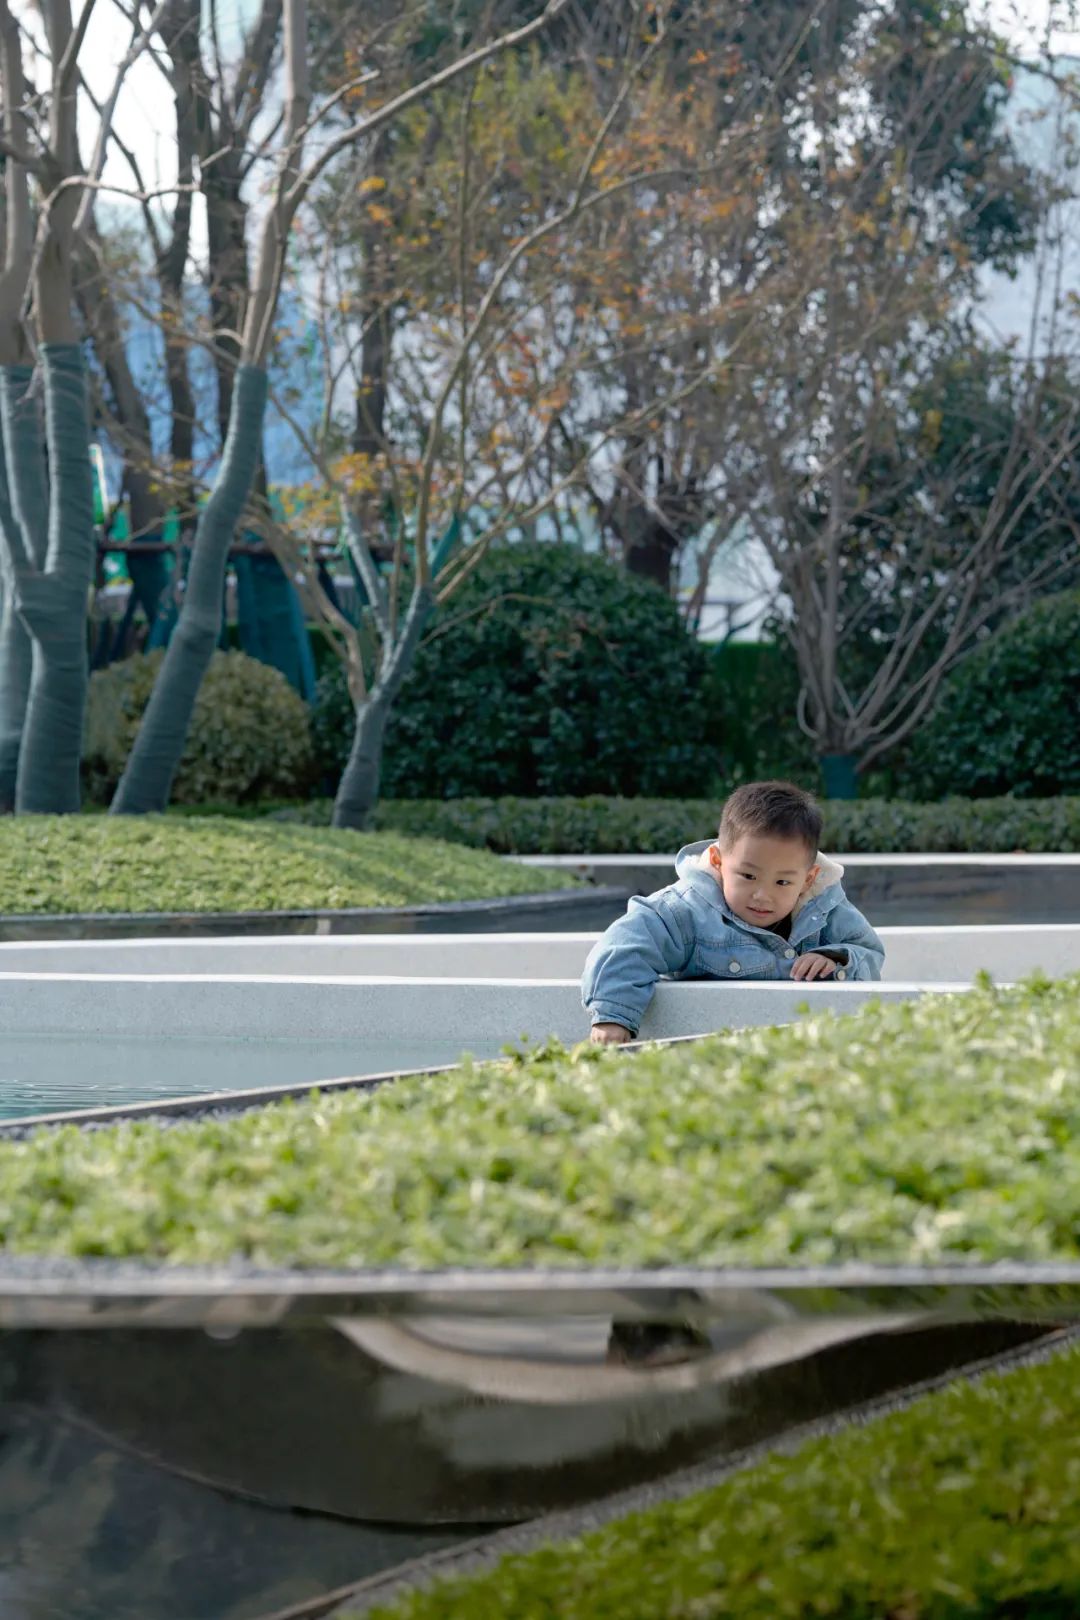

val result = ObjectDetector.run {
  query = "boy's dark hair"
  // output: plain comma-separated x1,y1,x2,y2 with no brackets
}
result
718,780,823,858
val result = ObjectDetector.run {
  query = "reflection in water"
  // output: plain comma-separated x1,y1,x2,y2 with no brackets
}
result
0,1034,477,1121
2,1320,1051,1527
0,1408,465,1620
0,1318,1053,1617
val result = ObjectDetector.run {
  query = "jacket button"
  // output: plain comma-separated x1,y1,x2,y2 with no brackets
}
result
836,969,847,981
728,961,742,974
784,948,795,959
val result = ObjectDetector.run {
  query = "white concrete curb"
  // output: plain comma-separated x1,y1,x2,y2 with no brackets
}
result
0,973,957,1048
0,923,1076,983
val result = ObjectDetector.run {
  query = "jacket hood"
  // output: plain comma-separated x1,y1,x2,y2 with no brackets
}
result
674,839,846,919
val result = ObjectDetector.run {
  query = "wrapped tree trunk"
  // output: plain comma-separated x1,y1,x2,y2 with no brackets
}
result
111,364,268,812
333,584,434,829
0,0,34,808
0,349,95,812
0,582,30,809
0,444,31,808
110,0,568,815
110,0,304,815
0,0,97,811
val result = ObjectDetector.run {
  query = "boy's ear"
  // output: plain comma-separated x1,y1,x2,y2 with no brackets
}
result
708,844,723,871
802,863,821,892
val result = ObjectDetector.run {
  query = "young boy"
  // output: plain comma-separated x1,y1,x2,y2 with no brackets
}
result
583,780,884,1044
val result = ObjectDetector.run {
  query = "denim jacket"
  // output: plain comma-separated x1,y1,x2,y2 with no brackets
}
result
582,840,885,1035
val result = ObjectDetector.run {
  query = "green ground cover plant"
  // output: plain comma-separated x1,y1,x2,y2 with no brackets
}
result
0,817,573,915
0,976,1076,1266
357,1339,1080,1619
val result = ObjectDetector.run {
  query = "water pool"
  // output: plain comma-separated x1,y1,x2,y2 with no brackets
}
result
0,1399,463,1620
0,1032,484,1122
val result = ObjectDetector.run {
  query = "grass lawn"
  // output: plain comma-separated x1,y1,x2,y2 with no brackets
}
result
0,816,574,915
0,975,1076,1267
356,1339,1080,1619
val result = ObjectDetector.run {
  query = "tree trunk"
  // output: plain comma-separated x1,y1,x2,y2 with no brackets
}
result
332,693,391,831
7,346,95,812
331,584,435,830
622,511,679,591
820,752,859,800
353,135,392,461
0,570,30,809
204,150,249,448
158,0,203,514
0,426,30,809
111,364,268,813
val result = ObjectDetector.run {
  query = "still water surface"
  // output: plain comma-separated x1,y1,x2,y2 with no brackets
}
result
0,1033,486,1121
0,1406,466,1620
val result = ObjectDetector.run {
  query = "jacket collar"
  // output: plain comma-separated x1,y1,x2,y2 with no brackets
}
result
674,839,846,934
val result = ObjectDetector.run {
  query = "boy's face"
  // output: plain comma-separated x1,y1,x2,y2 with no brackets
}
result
708,833,819,927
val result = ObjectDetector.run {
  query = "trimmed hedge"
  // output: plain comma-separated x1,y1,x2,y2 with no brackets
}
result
84,649,316,806
0,817,573,916
701,639,816,787
904,591,1080,801
359,1341,1080,1619
361,794,1080,854
0,975,1077,1266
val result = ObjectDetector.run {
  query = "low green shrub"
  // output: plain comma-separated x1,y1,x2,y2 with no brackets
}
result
701,640,816,786
312,542,716,798
903,591,1080,800
817,794,1080,854
360,1341,1080,1619
0,817,573,915
1,975,1077,1266
355,794,1080,854
84,649,315,806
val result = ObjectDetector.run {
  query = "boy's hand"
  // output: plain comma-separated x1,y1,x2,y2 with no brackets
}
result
590,1022,634,1045
790,951,838,981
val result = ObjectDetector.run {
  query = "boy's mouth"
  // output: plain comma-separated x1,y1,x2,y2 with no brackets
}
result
747,905,773,918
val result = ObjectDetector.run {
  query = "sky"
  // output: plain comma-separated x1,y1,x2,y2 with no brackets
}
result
80,0,259,244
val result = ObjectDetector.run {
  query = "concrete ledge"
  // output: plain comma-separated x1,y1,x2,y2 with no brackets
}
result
0,974,957,1051
512,853,1080,924
0,974,964,1122
0,886,626,942
1,924,1076,983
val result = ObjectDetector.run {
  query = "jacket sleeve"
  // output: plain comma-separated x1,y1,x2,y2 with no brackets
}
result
818,898,885,981
581,891,695,1035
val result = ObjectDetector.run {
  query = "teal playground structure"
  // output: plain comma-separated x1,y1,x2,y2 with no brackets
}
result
88,451,463,702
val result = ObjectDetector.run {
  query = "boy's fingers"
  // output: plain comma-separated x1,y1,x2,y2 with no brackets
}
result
590,1024,631,1045
798,955,831,981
